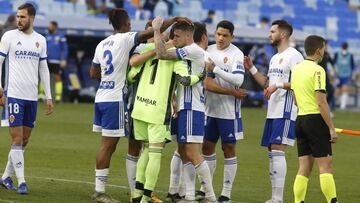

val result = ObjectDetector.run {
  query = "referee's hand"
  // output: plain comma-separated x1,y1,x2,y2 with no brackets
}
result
330,128,338,143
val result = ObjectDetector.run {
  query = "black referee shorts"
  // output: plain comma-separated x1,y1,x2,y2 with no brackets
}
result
295,114,332,158
48,63,61,75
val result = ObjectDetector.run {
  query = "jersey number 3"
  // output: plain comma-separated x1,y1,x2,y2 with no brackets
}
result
103,50,114,75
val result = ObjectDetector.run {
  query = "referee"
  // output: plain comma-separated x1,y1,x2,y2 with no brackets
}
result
291,35,338,203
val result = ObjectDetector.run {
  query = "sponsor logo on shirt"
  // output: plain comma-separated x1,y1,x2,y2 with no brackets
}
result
99,81,115,89
136,96,157,106
15,50,40,60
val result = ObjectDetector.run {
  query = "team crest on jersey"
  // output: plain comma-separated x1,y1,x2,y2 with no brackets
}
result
224,57,228,64
35,42,39,48
9,115,15,123
279,58,283,64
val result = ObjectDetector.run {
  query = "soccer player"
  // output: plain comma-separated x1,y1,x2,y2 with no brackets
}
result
152,21,216,202
129,17,205,203
291,35,338,203
89,8,189,203
0,3,53,194
126,21,163,203
200,20,245,203
244,20,304,203
40,21,68,102
333,42,356,110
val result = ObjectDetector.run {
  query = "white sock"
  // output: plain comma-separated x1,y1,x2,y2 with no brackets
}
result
10,145,25,185
269,151,275,200
340,92,348,109
221,157,237,199
183,162,196,201
95,168,109,193
168,151,182,194
178,165,186,197
201,154,216,192
2,151,14,180
126,154,138,194
195,160,216,201
270,150,286,201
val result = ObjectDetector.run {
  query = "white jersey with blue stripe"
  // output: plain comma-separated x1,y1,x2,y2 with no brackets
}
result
175,43,205,112
0,30,47,101
92,32,138,103
205,43,245,119
267,47,304,121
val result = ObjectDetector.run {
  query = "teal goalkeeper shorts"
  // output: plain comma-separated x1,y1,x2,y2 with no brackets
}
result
133,119,171,144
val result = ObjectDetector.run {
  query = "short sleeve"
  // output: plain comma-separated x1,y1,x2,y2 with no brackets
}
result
314,68,326,91
125,32,139,51
39,37,47,61
176,43,204,61
231,51,245,74
0,32,11,57
92,44,101,68
290,51,304,71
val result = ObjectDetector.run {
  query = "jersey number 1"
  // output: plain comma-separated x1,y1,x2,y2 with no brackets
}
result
103,50,114,75
150,59,159,84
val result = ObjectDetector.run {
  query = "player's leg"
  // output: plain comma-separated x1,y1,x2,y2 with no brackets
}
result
92,102,123,203
308,115,338,203
293,156,314,203
127,136,142,195
140,123,170,203
132,119,149,202
198,116,218,200
54,68,63,103
167,116,183,201
340,79,350,110
218,118,243,202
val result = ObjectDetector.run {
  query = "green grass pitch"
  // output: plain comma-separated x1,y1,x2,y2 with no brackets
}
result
0,104,359,203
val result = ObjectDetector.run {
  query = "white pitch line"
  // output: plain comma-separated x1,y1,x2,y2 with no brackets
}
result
0,199,15,203
27,176,248,203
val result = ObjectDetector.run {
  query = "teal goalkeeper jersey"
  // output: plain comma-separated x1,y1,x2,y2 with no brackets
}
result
130,43,201,125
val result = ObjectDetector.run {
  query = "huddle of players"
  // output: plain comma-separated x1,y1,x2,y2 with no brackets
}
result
90,8,338,203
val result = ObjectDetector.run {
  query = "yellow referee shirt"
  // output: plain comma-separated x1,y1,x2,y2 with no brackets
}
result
291,59,326,116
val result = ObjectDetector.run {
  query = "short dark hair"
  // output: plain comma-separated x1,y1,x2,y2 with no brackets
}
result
304,35,326,56
342,42,348,50
171,22,195,33
18,3,36,16
272,20,293,37
208,10,215,15
145,20,152,30
216,20,234,35
260,17,270,23
193,22,207,43
50,21,58,28
108,8,129,30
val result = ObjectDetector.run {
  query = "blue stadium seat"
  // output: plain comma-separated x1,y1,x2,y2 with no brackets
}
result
0,1,13,14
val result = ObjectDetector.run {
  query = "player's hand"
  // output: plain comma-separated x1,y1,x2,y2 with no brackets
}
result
60,60,67,69
152,16,164,31
45,99,54,115
264,84,277,100
231,88,248,99
165,40,174,49
206,58,215,72
330,128,338,143
173,16,193,26
244,56,254,70
0,92,5,107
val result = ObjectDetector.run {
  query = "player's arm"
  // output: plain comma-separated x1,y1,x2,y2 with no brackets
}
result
315,69,337,143
39,59,54,115
0,32,11,100
204,75,247,99
137,16,191,43
90,63,101,79
244,56,269,88
129,50,156,67
207,58,244,86
174,60,204,86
